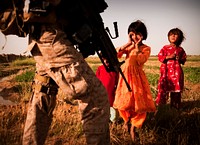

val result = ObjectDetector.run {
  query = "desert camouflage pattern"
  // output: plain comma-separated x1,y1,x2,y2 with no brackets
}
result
23,25,110,145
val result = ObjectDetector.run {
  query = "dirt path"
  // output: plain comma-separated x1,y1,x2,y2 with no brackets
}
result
0,68,32,105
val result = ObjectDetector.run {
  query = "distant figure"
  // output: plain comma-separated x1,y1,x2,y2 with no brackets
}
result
156,28,187,109
96,54,119,122
113,20,156,142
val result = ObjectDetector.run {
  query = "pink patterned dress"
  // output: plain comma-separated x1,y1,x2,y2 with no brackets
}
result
156,45,187,104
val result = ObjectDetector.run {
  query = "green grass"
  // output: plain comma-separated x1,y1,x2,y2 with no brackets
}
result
14,70,34,102
186,55,200,61
90,64,99,73
146,73,159,86
85,57,101,64
15,70,35,82
144,65,160,70
148,56,158,61
146,73,159,98
183,67,200,84
11,57,35,66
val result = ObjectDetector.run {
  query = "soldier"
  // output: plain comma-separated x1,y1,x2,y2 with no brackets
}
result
22,0,110,145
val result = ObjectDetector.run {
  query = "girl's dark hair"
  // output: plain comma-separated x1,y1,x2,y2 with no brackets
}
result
168,28,185,46
128,20,148,40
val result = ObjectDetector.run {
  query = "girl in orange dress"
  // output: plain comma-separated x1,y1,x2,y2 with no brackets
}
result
113,20,156,141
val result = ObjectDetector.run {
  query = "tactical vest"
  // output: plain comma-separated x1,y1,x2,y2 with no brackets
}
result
0,0,107,37
0,0,27,37
23,0,57,24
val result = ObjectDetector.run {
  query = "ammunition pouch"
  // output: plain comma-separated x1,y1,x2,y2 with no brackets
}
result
33,84,58,95
33,74,58,95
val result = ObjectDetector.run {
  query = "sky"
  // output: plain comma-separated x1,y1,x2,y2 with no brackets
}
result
0,0,200,55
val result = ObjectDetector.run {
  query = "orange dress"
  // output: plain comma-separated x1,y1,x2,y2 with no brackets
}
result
113,44,156,128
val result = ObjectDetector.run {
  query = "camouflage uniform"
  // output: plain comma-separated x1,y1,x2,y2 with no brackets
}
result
22,26,110,145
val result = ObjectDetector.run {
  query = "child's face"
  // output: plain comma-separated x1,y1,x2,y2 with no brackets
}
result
169,33,178,44
129,32,143,43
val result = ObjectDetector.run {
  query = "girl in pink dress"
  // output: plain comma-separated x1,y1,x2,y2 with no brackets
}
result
156,28,187,109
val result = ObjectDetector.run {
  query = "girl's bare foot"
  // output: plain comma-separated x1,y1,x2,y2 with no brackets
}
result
123,122,129,133
130,125,135,142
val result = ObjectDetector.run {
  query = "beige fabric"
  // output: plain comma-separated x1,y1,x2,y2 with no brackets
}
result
23,26,110,145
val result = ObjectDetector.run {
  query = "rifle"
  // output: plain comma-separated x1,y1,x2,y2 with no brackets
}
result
72,0,132,91
22,0,131,91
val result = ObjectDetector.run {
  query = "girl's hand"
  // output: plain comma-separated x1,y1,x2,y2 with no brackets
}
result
128,32,134,43
166,53,176,59
134,34,143,52
135,35,143,45
119,32,134,52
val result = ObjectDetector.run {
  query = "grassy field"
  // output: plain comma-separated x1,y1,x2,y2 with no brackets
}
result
0,55,200,145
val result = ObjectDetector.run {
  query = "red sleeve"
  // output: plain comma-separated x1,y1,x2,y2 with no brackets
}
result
96,66,101,79
158,46,167,63
179,47,187,65
117,46,130,58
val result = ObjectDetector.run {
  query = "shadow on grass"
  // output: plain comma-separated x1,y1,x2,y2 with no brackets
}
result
143,99,200,145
